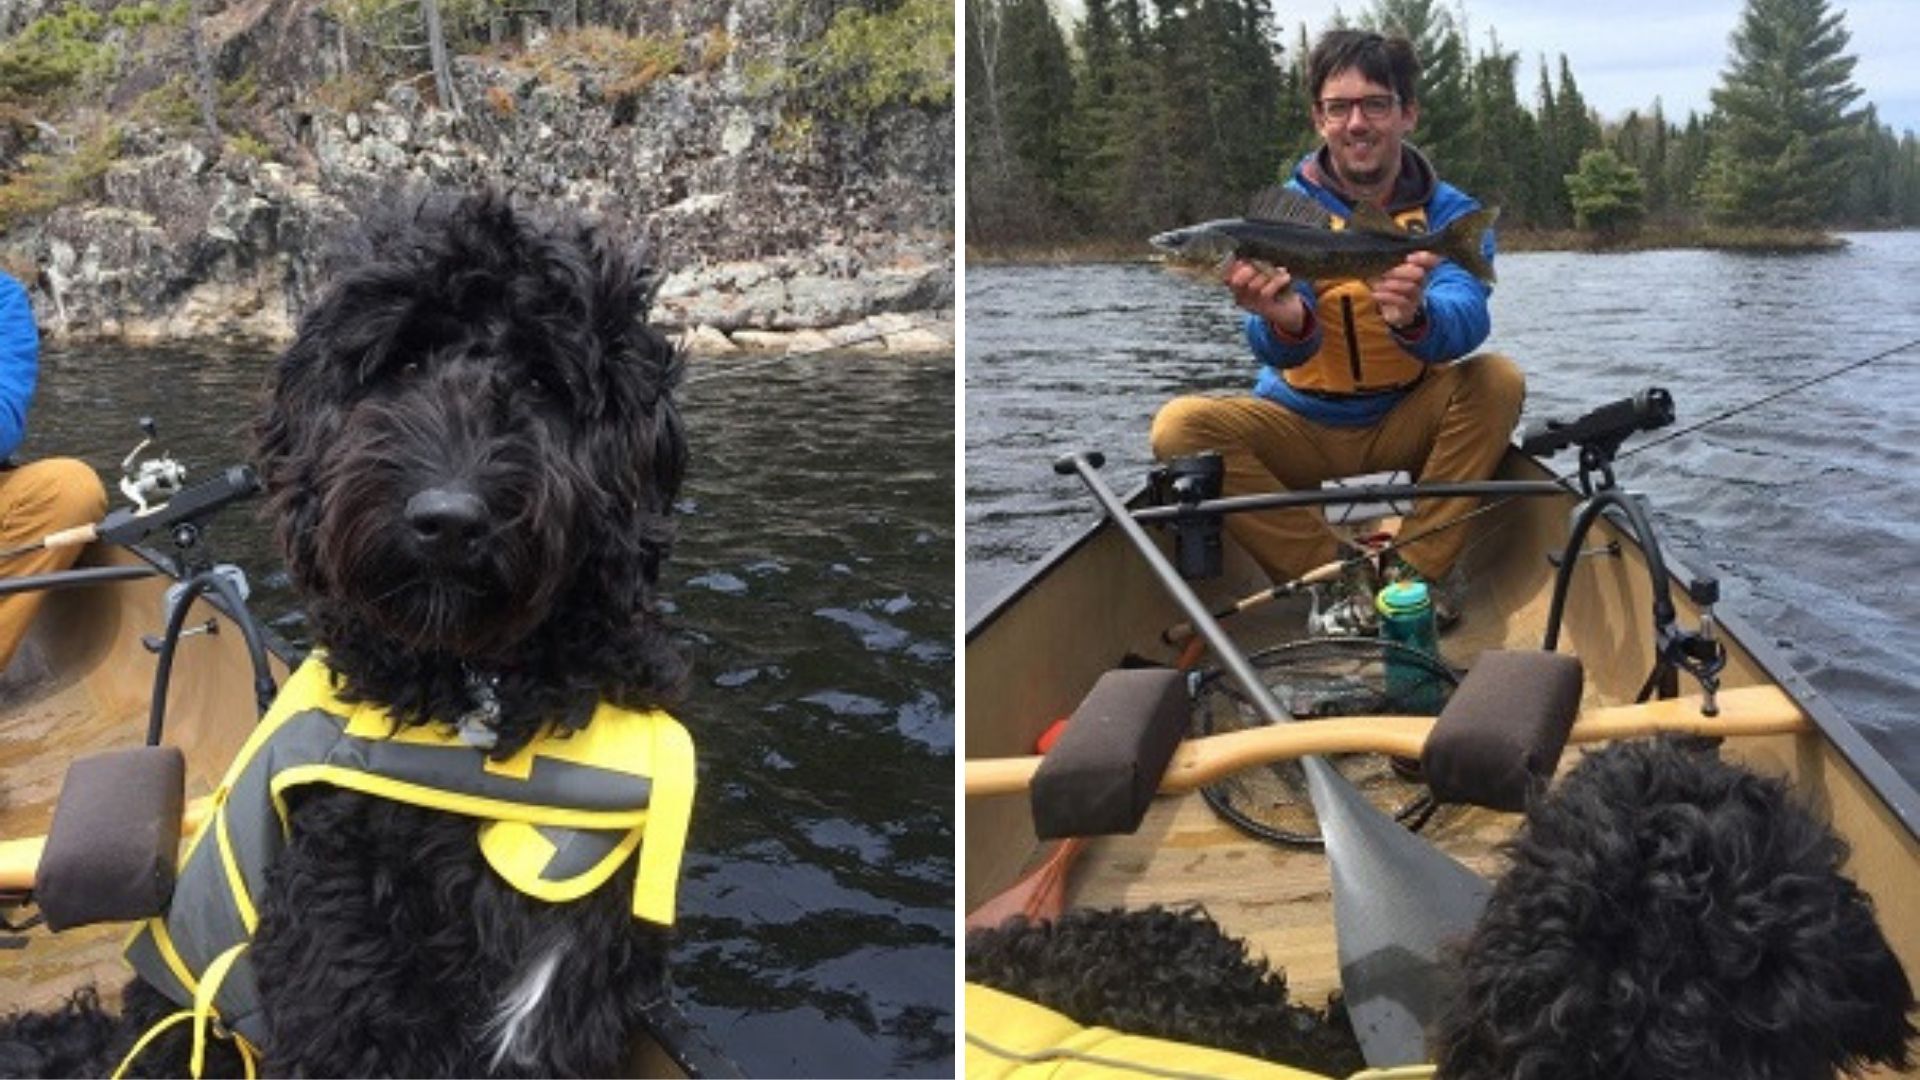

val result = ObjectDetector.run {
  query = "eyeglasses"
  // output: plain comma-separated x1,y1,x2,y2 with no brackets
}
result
1316,94,1399,122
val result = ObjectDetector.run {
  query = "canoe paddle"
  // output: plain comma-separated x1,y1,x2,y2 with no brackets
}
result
1056,451,1491,1068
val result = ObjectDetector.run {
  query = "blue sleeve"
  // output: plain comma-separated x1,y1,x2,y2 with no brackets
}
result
1400,189,1494,363
0,274,38,460
1243,280,1323,370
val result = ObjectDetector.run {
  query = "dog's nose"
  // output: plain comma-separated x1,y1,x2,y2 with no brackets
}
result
405,488,487,559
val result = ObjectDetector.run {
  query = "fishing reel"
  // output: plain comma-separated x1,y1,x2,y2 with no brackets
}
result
119,417,187,514
1148,452,1224,579
1520,387,1674,495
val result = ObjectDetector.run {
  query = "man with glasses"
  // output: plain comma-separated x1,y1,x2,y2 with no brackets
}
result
1151,29,1522,633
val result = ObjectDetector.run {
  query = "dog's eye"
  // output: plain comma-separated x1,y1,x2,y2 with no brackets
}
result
525,376,571,405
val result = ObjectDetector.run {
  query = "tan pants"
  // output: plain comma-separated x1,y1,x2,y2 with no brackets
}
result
0,458,109,668
1150,354,1525,582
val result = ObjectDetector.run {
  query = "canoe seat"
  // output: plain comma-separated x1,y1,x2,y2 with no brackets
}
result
1031,669,1188,839
36,745,185,931
1421,650,1583,811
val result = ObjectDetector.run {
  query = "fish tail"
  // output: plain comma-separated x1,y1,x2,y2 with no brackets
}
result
1436,206,1500,284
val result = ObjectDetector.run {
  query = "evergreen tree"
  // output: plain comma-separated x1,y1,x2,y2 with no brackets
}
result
1565,147,1646,235
1699,0,1863,227
1840,105,1895,223
1899,133,1920,225
1060,0,1128,228
964,0,1075,241
1459,39,1543,225
1532,58,1569,226
1645,99,1671,217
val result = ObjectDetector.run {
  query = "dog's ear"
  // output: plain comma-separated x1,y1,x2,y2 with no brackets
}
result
254,324,343,594
1810,876,1918,1073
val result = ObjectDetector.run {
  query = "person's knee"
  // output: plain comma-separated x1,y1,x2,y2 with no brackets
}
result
1465,353,1526,423
15,457,108,527
1149,396,1224,460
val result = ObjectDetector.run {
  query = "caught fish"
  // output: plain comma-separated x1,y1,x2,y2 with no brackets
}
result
1150,186,1499,284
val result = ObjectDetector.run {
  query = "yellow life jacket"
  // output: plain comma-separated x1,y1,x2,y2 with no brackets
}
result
119,654,695,1076
965,983,1437,1080
1284,205,1432,397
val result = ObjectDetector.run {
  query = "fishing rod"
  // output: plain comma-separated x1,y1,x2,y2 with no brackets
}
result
680,316,949,387
1618,335,1920,462
1162,336,1920,642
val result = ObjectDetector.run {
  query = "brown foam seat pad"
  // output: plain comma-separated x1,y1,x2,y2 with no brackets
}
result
1031,669,1189,839
37,745,186,931
1421,650,1584,811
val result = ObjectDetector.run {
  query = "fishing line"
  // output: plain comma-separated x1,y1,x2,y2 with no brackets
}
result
1376,335,1920,558
1619,334,1920,462
680,317,948,387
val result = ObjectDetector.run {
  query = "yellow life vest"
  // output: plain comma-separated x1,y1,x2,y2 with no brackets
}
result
965,983,1436,1080
119,654,696,1076
1284,206,1432,397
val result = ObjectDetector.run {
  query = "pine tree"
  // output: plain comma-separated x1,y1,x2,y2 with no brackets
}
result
964,0,1075,241
1699,0,1863,227
1665,111,1713,216
1458,39,1542,225
1565,148,1646,235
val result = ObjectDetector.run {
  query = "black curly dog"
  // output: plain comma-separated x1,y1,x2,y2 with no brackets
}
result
967,906,1368,1076
0,190,689,1077
1432,737,1914,1080
971,739,1915,1078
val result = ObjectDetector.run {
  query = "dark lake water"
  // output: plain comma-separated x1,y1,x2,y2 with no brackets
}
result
965,232,1920,790
23,343,956,1078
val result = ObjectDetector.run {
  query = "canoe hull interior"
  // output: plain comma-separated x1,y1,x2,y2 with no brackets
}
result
965,450,1920,1030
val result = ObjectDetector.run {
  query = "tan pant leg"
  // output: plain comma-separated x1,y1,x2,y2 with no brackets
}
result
1150,395,1373,580
1362,353,1526,577
0,458,110,668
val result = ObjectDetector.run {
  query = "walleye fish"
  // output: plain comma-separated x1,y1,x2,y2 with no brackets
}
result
1150,186,1499,284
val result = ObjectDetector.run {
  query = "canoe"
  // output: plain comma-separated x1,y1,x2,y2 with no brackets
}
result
0,538,735,1078
964,440,1920,1067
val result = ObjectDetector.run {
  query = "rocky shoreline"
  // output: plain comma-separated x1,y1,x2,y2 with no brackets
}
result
3,5,953,356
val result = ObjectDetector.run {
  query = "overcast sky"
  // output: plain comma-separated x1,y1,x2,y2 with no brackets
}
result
1106,1,1920,136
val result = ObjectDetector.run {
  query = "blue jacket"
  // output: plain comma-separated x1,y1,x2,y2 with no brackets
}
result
1245,146,1494,427
0,273,39,459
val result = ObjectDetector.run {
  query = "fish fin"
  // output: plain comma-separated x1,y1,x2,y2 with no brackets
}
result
1435,205,1500,284
1246,186,1330,227
1348,202,1407,237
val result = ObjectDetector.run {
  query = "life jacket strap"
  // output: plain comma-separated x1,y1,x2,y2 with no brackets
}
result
116,943,260,1080
113,1010,194,1080
191,943,255,1078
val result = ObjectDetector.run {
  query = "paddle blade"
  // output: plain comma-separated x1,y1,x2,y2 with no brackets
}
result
1303,757,1491,1067
964,837,1087,931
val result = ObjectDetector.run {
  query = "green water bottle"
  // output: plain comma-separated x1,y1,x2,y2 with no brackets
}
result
1376,580,1444,714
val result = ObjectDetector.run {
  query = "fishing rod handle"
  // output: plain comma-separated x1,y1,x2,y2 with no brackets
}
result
1162,557,1347,644
40,523,100,550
